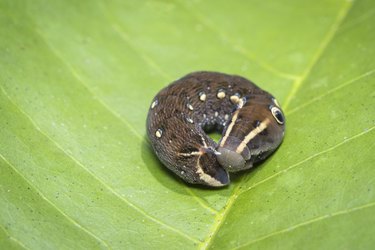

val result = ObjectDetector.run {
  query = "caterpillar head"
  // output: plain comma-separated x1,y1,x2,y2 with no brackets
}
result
217,97,285,172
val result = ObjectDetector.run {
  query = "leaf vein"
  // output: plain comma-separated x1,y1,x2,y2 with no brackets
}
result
0,153,110,249
0,86,200,244
233,201,375,249
97,1,173,82
199,176,247,249
184,187,219,215
175,0,299,80
33,29,144,142
30,23,218,215
200,125,373,249
0,223,30,250
286,69,375,115
283,0,354,111
241,125,375,195
32,22,218,215
111,23,173,82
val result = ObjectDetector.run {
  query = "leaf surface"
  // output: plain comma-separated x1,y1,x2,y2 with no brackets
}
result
0,0,374,249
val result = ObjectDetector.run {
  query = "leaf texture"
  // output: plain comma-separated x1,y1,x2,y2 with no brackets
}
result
0,0,374,249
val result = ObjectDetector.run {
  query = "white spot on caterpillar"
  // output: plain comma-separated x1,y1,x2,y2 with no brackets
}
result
236,118,271,153
181,171,185,175
151,100,158,109
200,134,208,147
213,148,222,155
215,111,218,117
272,98,281,108
186,117,194,124
169,140,172,143
155,129,163,138
224,114,229,120
199,92,206,101
238,97,246,108
187,104,194,110
217,89,226,99
230,94,240,104
203,114,207,119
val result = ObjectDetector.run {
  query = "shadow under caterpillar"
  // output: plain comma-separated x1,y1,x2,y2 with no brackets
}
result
147,71,285,187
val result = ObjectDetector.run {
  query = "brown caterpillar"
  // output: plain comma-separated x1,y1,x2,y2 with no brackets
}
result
147,72,285,187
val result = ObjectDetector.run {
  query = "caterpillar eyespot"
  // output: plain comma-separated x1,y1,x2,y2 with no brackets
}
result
146,71,285,187
271,106,285,125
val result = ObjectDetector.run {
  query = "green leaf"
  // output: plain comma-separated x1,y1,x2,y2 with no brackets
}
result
1,0,374,249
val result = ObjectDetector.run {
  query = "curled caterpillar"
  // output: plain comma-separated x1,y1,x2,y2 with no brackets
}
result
146,71,285,187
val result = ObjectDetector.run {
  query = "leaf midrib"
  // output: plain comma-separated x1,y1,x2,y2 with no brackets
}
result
200,1,355,248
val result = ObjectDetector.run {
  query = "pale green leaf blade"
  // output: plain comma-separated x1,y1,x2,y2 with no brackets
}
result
0,0,374,249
